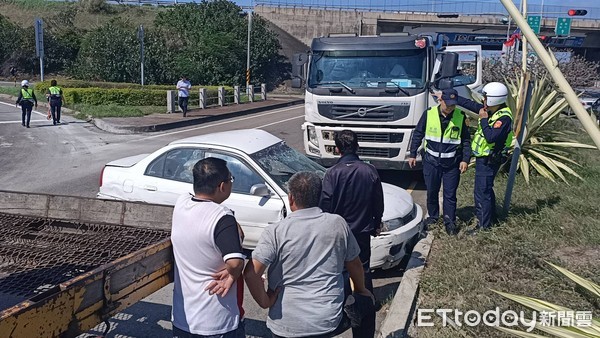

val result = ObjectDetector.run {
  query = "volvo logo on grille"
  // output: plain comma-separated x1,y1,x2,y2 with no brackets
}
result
357,107,368,117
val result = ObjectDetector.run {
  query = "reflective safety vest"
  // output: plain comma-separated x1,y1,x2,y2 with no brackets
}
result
472,107,514,157
48,86,61,98
21,88,34,102
424,106,465,161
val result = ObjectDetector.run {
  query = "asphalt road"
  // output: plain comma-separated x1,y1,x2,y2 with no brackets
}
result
0,100,426,338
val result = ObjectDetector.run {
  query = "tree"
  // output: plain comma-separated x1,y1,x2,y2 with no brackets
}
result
154,0,289,87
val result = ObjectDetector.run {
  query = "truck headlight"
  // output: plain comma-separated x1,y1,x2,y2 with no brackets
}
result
380,204,417,232
307,125,319,147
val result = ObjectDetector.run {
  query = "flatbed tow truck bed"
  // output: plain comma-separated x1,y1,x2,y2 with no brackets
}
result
0,191,175,338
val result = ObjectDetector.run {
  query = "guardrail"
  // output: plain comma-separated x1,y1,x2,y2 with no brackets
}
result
166,84,267,113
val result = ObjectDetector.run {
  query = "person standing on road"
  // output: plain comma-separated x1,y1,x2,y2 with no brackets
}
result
10,66,17,87
408,88,471,235
46,80,64,125
15,80,37,128
319,130,383,338
171,157,246,338
244,171,374,338
176,76,192,117
454,82,514,232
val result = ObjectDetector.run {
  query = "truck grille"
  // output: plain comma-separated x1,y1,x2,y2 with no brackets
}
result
318,104,410,121
0,212,170,309
357,148,401,158
355,132,404,143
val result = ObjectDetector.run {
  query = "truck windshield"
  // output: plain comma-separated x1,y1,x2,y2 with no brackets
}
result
308,49,427,90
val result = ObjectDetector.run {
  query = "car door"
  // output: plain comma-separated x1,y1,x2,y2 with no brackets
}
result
205,151,286,249
133,147,204,205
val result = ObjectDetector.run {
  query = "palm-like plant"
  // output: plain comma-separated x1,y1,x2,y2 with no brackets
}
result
492,262,600,338
468,73,596,183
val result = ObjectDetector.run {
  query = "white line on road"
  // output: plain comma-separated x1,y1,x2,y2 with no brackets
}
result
256,115,303,128
406,180,417,194
0,101,47,117
134,106,302,142
0,120,47,124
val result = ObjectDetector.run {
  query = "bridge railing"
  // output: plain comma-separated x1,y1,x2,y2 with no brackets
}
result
253,0,600,20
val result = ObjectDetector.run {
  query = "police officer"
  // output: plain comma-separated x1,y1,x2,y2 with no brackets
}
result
455,82,514,231
15,80,37,128
409,88,471,235
46,80,64,125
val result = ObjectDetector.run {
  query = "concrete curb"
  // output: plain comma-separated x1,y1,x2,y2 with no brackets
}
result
378,232,433,338
91,99,305,134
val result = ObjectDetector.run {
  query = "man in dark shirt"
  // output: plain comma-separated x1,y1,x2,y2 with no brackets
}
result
409,88,471,235
320,129,384,338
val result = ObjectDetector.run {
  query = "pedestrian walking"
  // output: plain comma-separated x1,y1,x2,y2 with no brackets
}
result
319,130,383,338
454,82,514,232
46,80,64,125
10,66,17,87
15,80,37,128
244,171,374,338
176,76,192,117
171,157,246,338
408,88,471,235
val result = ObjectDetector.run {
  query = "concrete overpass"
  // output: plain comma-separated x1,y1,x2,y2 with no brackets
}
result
256,5,600,62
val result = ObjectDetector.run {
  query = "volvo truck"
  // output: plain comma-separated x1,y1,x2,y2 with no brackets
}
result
292,33,483,169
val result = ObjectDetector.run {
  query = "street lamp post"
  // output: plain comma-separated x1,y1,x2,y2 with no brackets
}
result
246,10,252,97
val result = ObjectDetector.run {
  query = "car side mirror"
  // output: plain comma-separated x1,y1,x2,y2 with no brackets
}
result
291,77,303,88
250,183,270,197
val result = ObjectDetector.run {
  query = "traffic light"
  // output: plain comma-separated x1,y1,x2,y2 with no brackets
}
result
568,9,588,16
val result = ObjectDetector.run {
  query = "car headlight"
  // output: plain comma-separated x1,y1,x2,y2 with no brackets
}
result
307,125,319,147
380,204,417,232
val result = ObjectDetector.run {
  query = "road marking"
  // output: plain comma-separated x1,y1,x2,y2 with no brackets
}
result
0,120,47,124
0,101,47,117
406,180,417,194
257,115,303,128
136,105,302,142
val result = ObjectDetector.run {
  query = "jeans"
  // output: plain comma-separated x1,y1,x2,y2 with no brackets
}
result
178,96,189,116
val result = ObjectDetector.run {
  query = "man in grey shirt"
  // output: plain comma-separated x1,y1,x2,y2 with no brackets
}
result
244,171,373,338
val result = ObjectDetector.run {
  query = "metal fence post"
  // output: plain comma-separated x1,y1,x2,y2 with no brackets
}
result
167,90,176,113
199,88,206,109
261,83,267,101
248,85,254,103
234,86,240,104
218,86,225,106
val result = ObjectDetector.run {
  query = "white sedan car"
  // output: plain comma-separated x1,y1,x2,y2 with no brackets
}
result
97,129,423,269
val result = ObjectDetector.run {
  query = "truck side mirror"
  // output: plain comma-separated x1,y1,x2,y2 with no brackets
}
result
437,78,453,90
438,52,459,79
292,52,308,88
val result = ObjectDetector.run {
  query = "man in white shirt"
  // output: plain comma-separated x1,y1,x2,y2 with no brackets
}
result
171,157,245,337
176,76,192,117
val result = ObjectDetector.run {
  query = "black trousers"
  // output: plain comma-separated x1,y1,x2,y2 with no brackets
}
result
349,233,375,338
21,102,33,127
50,103,62,124
178,96,189,116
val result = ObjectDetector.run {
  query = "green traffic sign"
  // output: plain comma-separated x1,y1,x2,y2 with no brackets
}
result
527,15,542,34
555,17,572,36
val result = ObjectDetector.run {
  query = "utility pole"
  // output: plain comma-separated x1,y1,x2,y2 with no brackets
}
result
138,25,145,86
499,0,600,150
34,18,44,82
521,0,527,72
246,10,252,97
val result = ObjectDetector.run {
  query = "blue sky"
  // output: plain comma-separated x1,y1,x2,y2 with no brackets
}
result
227,0,599,19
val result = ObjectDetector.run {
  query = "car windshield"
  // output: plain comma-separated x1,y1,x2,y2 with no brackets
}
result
307,49,428,90
250,142,326,193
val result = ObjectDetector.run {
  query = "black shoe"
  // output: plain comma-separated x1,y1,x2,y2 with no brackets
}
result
466,226,489,236
21,123,25,127
26,125,30,128
53,121,56,125
445,223,458,236
424,217,438,226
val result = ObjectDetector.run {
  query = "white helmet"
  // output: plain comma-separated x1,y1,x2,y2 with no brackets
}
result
482,82,508,106
20,80,29,87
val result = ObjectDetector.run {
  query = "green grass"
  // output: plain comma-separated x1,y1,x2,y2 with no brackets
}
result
0,86,21,97
416,118,600,338
70,104,166,119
